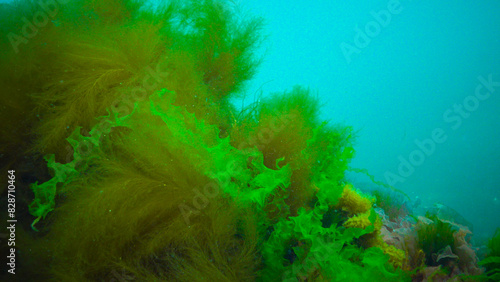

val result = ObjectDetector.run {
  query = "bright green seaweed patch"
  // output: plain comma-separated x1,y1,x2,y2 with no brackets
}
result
29,119,116,230
27,87,408,280
29,87,293,228
261,206,406,281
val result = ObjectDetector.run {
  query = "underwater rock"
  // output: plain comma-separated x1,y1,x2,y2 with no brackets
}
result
434,245,459,265
377,207,485,278
429,203,474,232
377,208,414,250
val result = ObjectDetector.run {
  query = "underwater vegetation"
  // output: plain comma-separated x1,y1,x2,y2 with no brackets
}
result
479,228,500,281
0,0,262,169
416,215,457,267
0,0,496,281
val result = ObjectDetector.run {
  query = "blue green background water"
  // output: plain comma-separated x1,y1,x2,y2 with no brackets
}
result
238,0,500,239
2,0,498,239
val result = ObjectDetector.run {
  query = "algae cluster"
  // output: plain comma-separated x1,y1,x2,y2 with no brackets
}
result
3,0,490,281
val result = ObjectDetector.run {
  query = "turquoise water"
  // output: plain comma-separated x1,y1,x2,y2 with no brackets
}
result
238,0,500,239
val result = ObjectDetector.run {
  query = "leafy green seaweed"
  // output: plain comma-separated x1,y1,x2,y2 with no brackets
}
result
479,228,500,281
